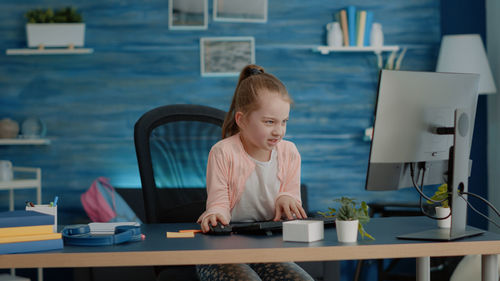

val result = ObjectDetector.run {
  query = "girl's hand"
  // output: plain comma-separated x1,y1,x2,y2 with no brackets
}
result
273,195,307,221
199,213,229,233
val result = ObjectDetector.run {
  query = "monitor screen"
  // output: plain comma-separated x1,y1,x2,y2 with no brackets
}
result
366,70,479,191
365,70,484,241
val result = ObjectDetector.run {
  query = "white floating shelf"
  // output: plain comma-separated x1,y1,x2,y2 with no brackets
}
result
0,138,51,145
6,48,93,55
315,45,400,55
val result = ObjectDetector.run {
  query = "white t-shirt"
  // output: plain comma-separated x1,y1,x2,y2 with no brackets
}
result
230,149,280,222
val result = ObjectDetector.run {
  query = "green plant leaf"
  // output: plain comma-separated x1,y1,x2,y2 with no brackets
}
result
320,197,375,240
25,7,83,23
426,183,450,208
359,223,375,240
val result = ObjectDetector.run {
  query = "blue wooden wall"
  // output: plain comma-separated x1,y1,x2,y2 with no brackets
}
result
0,0,440,223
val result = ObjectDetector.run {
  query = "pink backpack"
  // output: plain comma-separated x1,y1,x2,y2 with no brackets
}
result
81,177,141,223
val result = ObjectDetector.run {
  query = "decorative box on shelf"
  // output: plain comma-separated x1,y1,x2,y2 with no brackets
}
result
6,22,93,55
26,23,85,48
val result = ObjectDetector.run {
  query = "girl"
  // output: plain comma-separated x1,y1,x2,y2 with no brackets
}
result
196,64,313,281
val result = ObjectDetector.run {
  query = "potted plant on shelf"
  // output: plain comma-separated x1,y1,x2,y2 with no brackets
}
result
427,183,451,228
25,7,85,49
319,197,374,242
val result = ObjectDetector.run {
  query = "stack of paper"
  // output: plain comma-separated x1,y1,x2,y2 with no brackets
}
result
0,210,63,254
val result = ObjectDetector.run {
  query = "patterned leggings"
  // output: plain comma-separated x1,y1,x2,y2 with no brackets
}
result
196,262,315,281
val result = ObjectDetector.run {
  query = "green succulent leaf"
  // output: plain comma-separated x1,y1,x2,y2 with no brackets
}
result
427,183,450,208
25,7,83,23
359,223,375,240
318,196,374,240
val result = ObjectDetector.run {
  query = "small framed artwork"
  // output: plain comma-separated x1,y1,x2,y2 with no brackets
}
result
168,0,208,30
200,37,255,77
213,0,267,23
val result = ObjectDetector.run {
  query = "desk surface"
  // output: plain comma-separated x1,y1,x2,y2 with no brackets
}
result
2,216,500,269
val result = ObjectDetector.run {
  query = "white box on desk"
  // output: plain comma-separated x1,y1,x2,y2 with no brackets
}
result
26,204,57,232
282,220,324,242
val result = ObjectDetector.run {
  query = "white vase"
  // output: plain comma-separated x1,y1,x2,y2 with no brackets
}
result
336,219,358,243
370,23,384,47
0,160,13,182
436,207,451,228
26,23,86,48
326,22,343,47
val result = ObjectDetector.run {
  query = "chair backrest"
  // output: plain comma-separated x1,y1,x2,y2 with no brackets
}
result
134,104,226,223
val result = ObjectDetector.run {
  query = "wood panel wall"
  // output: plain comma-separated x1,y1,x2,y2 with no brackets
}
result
0,0,440,223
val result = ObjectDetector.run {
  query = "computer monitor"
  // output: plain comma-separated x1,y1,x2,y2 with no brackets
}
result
366,69,484,241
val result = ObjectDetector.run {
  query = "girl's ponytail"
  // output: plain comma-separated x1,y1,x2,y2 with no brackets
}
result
221,65,264,138
221,97,238,138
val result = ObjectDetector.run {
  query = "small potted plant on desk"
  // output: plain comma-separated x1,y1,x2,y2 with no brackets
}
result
428,183,451,228
25,7,85,49
319,197,374,243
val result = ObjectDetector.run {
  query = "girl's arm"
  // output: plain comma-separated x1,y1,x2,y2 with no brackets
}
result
274,142,306,220
197,146,232,226
277,142,302,203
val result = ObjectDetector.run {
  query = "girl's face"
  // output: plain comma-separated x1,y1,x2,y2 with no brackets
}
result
236,92,290,161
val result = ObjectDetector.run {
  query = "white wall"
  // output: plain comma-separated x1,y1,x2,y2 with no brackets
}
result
486,0,500,232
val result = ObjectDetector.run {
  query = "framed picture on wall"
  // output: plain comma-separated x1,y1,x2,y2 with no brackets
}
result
168,0,208,30
200,37,255,77
213,0,267,23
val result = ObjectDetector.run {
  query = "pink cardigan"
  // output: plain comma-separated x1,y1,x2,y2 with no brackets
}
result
198,133,302,223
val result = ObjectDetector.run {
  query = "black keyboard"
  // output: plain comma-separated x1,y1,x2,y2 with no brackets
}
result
208,216,336,235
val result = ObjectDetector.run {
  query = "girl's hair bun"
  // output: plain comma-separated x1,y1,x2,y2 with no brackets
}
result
242,64,265,80
248,67,262,76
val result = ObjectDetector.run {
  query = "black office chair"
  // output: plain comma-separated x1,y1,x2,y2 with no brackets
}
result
134,104,226,280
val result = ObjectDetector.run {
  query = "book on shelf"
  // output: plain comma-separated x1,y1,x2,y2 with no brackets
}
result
338,9,349,47
346,5,356,46
334,6,376,48
0,210,54,228
364,11,374,46
0,225,53,237
356,10,367,47
0,238,63,255
0,232,61,244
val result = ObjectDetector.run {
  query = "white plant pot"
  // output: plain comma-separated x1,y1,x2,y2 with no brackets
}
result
26,23,86,48
436,207,451,228
336,219,358,243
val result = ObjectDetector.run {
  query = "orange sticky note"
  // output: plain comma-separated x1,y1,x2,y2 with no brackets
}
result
179,229,202,233
166,232,195,238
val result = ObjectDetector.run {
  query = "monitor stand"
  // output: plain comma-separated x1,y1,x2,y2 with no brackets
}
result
397,226,484,242
397,109,485,241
